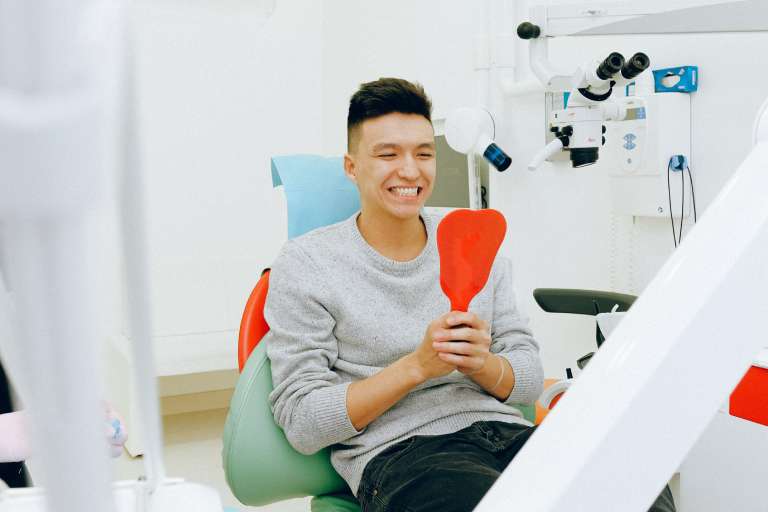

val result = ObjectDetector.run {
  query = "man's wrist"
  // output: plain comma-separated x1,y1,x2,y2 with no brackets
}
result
396,354,428,387
466,354,495,382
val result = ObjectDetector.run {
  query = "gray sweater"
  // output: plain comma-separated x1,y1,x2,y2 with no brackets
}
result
265,211,544,496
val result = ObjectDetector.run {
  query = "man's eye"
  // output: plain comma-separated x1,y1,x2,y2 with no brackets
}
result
378,154,396,158
418,153,434,158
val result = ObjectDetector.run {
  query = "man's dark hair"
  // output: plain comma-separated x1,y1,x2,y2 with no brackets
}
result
347,77,433,152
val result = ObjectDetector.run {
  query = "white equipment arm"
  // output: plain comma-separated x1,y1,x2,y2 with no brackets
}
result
523,6,572,92
476,101,768,511
528,138,564,171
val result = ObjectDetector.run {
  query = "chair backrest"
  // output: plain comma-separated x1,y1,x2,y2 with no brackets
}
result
225,269,347,506
226,252,348,506
223,155,361,505
237,270,271,372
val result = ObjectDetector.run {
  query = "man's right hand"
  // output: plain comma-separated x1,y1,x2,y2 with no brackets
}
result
405,313,458,382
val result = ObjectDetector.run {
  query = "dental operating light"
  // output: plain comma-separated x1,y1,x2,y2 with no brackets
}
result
445,107,512,172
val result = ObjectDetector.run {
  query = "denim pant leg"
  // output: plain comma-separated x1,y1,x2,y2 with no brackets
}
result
357,424,506,512
358,420,677,512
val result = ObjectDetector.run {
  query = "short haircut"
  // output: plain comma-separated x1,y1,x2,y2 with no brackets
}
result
347,77,433,152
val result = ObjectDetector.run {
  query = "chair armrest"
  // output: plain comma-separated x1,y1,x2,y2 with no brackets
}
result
533,288,636,316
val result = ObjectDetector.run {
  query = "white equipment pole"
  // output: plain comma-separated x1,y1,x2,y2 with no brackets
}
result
118,7,167,491
0,0,123,510
476,100,768,511
0,1,224,509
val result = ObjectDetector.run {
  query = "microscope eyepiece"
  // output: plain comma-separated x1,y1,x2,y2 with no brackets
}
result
516,22,541,40
596,52,625,80
621,52,650,80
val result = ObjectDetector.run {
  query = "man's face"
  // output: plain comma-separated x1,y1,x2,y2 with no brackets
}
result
345,112,436,222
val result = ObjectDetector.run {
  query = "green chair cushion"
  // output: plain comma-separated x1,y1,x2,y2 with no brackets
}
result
311,492,361,512
222,342,349,506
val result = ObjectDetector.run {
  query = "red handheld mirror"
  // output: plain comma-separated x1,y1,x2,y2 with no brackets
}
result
437,209,507,312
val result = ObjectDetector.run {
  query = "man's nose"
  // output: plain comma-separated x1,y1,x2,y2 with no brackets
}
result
398,154,420,179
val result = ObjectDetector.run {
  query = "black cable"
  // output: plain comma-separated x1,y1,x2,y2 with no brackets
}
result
686,165,697,222
678,162,685,245
667,161,677,248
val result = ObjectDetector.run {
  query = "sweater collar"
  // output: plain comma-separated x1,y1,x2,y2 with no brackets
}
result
347,210,436,274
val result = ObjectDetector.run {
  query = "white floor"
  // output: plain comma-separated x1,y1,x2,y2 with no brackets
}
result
113,408,311,512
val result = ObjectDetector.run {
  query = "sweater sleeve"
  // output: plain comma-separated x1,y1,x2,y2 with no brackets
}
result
265,241,362,455
489,257,544,405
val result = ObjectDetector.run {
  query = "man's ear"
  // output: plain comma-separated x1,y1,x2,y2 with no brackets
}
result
343,154,357,183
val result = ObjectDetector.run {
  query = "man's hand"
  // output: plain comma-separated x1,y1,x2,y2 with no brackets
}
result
348,312,500,431
431,311,491,375
405,313,461,382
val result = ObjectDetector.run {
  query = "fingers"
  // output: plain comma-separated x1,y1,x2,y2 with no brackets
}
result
437,351,483,372
442,311,488,331
432,326,490,346
433,341,474,355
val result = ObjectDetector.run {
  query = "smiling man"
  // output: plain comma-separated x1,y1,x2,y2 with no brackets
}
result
264,78,673,512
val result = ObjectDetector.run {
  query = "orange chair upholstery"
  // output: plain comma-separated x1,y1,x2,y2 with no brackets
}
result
238,269,271,373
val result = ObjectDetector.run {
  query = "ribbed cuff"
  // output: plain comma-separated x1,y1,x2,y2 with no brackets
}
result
499,351,543,405
310,382,363,443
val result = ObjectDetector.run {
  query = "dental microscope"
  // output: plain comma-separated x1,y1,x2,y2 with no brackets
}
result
517,21,650,170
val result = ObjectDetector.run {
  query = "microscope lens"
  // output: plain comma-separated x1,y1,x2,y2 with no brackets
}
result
621,52,650,80
596,52,625,80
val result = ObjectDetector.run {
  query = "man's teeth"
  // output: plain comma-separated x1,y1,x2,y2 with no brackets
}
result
391,187,418,197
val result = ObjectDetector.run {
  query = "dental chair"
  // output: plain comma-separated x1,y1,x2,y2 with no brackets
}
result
221,156,638,510
223,267,539,512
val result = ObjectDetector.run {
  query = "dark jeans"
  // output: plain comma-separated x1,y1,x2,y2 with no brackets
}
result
358,421,676,512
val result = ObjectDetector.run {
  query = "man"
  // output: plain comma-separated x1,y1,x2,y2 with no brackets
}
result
265,78,675,512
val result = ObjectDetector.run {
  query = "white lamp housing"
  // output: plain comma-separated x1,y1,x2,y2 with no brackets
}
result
445,107,512,172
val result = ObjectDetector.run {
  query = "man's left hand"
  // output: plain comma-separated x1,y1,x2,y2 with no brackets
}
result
431,311,491,375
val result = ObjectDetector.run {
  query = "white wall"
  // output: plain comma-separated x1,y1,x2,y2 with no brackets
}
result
132,0,322,371
321,0,488,154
